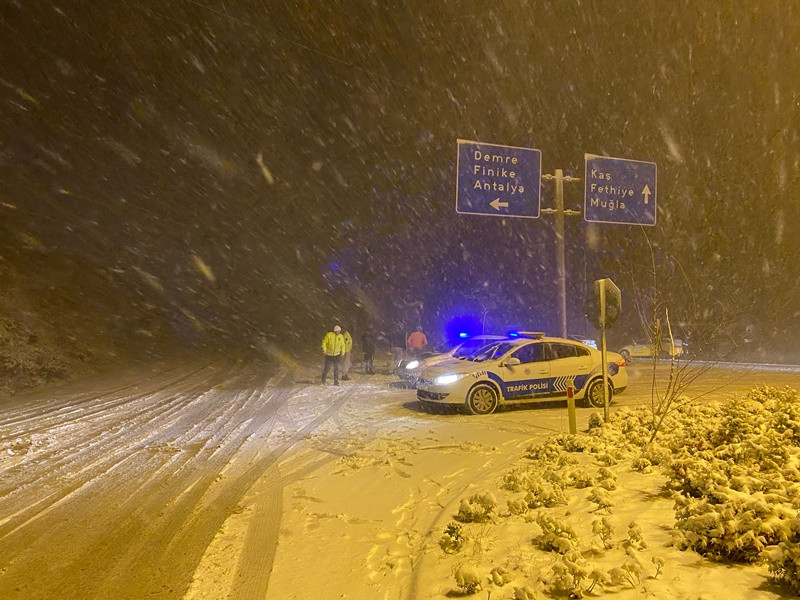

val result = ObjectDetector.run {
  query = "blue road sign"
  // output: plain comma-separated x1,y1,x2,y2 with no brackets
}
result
456,140,541,218
584,154,657,225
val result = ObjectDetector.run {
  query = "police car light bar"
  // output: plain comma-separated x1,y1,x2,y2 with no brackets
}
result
515,331,546,339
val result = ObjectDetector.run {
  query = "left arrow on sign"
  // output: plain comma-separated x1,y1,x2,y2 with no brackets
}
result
490,198,509,211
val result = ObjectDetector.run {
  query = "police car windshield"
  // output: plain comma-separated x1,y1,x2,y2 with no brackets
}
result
453,338,498,359
468,341,517,362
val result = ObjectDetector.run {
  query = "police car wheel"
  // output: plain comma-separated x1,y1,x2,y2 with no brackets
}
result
586,379,613,408
466,384,498,415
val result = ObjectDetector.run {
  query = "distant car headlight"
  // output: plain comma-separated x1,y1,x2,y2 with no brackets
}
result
405,360,420,370
434,373,465,385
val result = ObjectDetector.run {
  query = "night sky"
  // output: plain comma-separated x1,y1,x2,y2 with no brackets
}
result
2,1,799,356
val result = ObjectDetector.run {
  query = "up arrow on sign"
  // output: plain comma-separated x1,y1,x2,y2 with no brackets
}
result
642,184,652,204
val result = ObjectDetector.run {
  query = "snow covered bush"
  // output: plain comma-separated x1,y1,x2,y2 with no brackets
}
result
490,565,511,586
651,556,665,578
592,516,615,549
566,467,595,488
764,537,800,594
546,551,592,597
525,481,567,508
456,492,497,523
608,556,643,587
507,497,529,516
596,466,617,490
663,387,800,563
439,522,465,554
624,521,647,551
533,512,580,554
453,564,482,594
588,487,614,512
512,585,538,600
524,440,564,463
674,490,794,562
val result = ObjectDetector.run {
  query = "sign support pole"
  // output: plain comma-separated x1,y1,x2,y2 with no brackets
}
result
542,171,581,339
555,169,567,339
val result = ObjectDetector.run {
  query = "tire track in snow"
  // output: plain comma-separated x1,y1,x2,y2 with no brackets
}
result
88,380,357,599
0,359,248,514
0,358,257,598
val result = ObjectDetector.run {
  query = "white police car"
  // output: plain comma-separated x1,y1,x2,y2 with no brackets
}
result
398,334,509,387
416,333,628,415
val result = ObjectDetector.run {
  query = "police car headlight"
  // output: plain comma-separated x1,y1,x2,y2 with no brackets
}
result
405,360,420,370
434,373,465,386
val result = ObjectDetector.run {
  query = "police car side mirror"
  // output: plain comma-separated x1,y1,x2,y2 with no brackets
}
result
504,357,521,367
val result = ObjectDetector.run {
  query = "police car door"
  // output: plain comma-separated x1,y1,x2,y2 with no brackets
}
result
546,342,593,397
499,342,549,400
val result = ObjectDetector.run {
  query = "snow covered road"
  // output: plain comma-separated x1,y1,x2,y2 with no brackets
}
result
0,358,798,599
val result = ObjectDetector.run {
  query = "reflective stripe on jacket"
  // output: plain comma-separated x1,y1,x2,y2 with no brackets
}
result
343,331,353,353
322,332,345,356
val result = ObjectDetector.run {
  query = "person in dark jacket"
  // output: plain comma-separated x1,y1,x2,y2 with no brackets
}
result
362,327,375,375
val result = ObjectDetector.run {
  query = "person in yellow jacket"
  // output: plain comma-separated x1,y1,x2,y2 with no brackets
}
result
341,328,353,380
321,325,345,385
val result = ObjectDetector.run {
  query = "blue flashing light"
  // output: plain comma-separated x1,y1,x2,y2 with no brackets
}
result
508,332,519,337
459,332,469,338
332,264,340,270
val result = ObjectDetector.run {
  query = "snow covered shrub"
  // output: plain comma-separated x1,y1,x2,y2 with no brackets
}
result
524,481,567,508
588,487,614,512
651,556,665,578
439,522,465,554
512,585,538,600
666,451,729,498
659,386,800,563
566,468,595,489
542,468,568,488
674,490,795,562
525,440,564,463
502,467,530,492
456,492,497,523
553,433,599,454
608,556,643,588
490,566,511,586
624,521,647,551
631,457,653,473
533,512,580,554
764,536,800,594
454,564,482,594
587,412,604,430
595,451,620,466
639,442,671,466
546,551,592,597
508,497,529,516
596,466,617,490
592,516,615,549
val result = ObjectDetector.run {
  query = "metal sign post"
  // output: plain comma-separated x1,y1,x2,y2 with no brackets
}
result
542,170,581,338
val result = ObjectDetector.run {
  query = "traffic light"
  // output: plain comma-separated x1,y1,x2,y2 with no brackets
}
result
585,278,621,329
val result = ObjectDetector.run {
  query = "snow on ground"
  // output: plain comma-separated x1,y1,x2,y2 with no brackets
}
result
1,354,799,599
